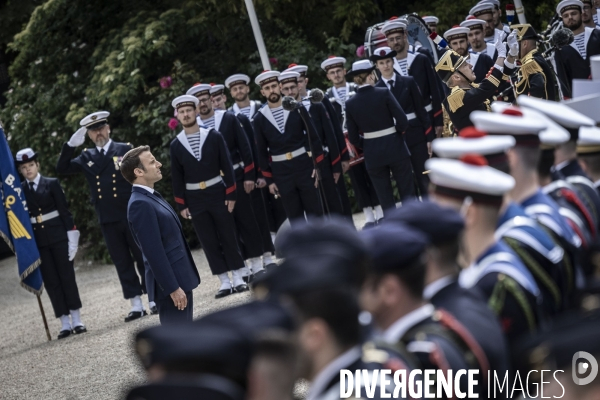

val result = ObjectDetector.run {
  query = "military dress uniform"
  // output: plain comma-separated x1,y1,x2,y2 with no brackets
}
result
372,47,433,197
56,112,148,318
170,96,246,296
345,60,414,211
435,50,504,132
252,71,325,224
17,148,86,339
325,79,381,218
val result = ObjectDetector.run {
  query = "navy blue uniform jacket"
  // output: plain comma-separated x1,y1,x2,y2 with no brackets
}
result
127,186,200,301
345,86,409,169
56,141,134,224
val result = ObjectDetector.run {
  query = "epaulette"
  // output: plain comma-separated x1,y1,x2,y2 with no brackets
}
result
447,86,465,113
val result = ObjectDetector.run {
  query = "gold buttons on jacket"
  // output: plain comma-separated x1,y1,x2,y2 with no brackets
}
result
97,182,100,185
114,194,117,197
96,176,99,179
98,189,101,192
112,174,116,178
99,195,102,199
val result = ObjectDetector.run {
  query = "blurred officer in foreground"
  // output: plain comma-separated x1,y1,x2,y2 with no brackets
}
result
56,111,153,321
17,148,85,339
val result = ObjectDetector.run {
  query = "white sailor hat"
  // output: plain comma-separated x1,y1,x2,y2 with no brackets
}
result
80,111,110,130
285,64,308,77
422,16,439,24
556,0,583,15
15,148,38,164
460,18,487,31
469,2,495,17
186,83,212,97
369,46,397,62
443,26,470,41
426,155,515,204
577,126,600,156
432,128,516,161
171,95,199,110
209,84,225,96
563,93,600,124
490,102,570,147
471,107,546,146
479,0,500,8
255,70,281,87
381,18,407,36
518,95,594,141
320,56,346,72
225,74,250,89
345,60,376,79
279,71,300,85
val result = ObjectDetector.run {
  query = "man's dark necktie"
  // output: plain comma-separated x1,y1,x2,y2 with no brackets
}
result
389,79,395,90
100,149,105,156
29,181,35,192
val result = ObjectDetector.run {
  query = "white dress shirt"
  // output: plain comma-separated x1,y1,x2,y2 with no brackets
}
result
132,184,154,194
27,173,42,191
96,139,113,154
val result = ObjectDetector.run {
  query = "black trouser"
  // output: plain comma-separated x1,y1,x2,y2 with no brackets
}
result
101,220,147,300
250,188,275,253
367,157,415,212
232,181,264,259
336,172,355,222
409,141,430,197
318,160,344,216
348,162,380,209
263,188,287,233
275,169,324,226
38,239,82,318
191,203,245,275
157,291,193,325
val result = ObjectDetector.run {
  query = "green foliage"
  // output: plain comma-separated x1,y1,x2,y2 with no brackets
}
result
0,0,559,260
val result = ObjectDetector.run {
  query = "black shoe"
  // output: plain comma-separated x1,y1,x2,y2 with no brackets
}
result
234,284,249,293
362,221,376,230
242,275,253,284
73,325,87,334
124,310,147,322
264,263,278,270
149,305,158,315
215,287,233,299
58,329,72,339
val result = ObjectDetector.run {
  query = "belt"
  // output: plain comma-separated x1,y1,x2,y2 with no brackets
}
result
406,112,416,120
272,147,306,162
30,210,59,224
363,127,396,139
233,161,245,170
186,176,223,190
424,103,433,112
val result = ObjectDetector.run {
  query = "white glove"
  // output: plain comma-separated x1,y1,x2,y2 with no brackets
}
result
507,29,519,57
67,127,86,147
494,38,507,59
67,229,80,261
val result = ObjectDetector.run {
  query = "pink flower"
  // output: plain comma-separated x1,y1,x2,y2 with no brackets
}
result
160,76,173,89
269,57,278,65
356,45,365,58
168,118,178,130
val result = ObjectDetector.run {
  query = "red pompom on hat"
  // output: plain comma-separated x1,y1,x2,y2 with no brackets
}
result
459,127,487,139
460,154,489,166
501,107,524,117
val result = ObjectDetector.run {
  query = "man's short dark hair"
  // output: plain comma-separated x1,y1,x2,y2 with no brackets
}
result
371,257,428,299
120,145,150,184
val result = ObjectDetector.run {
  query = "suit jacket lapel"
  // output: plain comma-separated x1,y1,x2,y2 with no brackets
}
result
134,187,183,230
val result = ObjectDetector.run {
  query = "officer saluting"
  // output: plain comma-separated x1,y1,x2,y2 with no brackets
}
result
17,148,86,339
56,111,153,322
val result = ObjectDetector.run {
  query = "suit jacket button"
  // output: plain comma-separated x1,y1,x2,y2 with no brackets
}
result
112,174,116,178
98,188,101,192
113,180,116,183
97,182,100,185
113,187,116,191
41,225,44,228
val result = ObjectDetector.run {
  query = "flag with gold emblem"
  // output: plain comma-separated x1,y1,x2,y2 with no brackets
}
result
0,125,43,294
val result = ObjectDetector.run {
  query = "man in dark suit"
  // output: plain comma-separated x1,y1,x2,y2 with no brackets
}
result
56,111,152,322
122,145,200,325
372,47,433,197
345,60,414,212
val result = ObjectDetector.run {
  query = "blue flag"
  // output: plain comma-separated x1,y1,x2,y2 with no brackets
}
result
0,126,43,294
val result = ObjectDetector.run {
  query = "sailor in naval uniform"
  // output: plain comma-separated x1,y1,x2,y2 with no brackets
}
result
169,95,248,299
17,148,86,339
382,18,444,140
252,70,325,224
186,83,265,283
470,2,507,45
225,73,283,260
322,56,383,227
371,47,433,197
461,18,498,60
209,83,226,110
422,15,439,32
56,111,153,322
345,60,415,213
443,26,495,83
554,0,600,98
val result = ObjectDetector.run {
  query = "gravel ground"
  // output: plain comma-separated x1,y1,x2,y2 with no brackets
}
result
0,213,365,400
